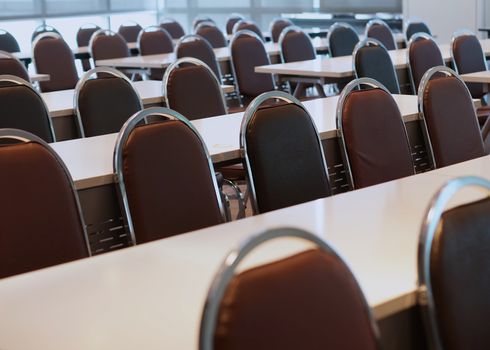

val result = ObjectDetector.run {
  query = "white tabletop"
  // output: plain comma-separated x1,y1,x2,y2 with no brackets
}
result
41,80,234,118
0,154,488,350
50,94,419,190
459,70,490,83
29,73,50,82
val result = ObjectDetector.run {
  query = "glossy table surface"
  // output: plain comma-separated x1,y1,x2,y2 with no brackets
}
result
50,94,419,190
460,70,490,83
0,154,488,350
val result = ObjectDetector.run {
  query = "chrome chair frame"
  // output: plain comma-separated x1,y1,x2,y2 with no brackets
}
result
232,20,264,41
417,65,481,169
326,22,359,57
0,29,20,52
136,25,174,55
352,38,401,94
406,32,443,94
0,50,30,78
450,29,488,76
117,21,142,41
229,30,275,107
240,91,330,214
404,18,431,42
0,74,56,142
31,32,64,82
31,24,60,42
269,17,293,42
159,18,186,38
0,128,90,254
192,16,216,30
225,13,245,35
199,226,381,350
336,77,411,189
113,107,227,245
417,175,490,350
73,66,144,138
162,56,228,114
365,18,397,50
194,22,227,48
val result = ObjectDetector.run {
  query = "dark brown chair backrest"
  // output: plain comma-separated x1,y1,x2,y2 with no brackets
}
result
160,19,186,39
419,66,485,168
230,31,275,105
451,31,487,99
0,29,20,53
89,29,130,61
195,23,227,48
31,24,60,42
76,24,100,47
353,39,400,94
338,78,414,189
279,26,316,62
241,92,331,214
114,107,225,244
163,58,226,120
405,20,431,41
327,22,359,57
175,34,221,80
0,129,89,279
365,19,396,50
0,51,29,81
75,67,142,137
226,14,244,35
200,228,381,350
33,33,79,92
233,20,264,41
270,18,293,43
193,17,216,30
407,33,444,93
138,27,174,55
0,75,54,142
118,22,142,43
418,176,490,350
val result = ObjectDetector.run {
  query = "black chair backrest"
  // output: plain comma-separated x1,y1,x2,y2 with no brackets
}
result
160,19,186,39
118,22,143,43
76,24,101,47
0,51,29,81
327,22,359,57
0,29,20,52
405,20,432,41
226,14,245,35
270,18,293,43
279,26,316,63
31,24,60,42
233,20,264,41
89,29,130,61
175,34,222,80
195,23,227,48
365,19,397,50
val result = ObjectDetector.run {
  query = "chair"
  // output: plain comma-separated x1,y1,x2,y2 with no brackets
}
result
32,33,79,92
0,51,29,81
175,34,222,81
279,26,324,98
117,22,143,43
193,16,216,30
327,22,359,57
353,38,401,94
337,78,414,189
89,29,130,61
365,19,397,50
226,14,244,35
163,57,226,120
76,24,101,71
418,176,490,350
233,20,264,41
114,107,226,244
199,227,381,350
407,33,444,93
137,26,174,80
0,129,90,279
160,18,186,39
0,29,20,53
0,75,54,142
74,67,143,137
230,30,275,106
31,24,60,42
418,66,485,168
195,22,227,48
241,91,331,214
405,19,431,42
269,18,293,43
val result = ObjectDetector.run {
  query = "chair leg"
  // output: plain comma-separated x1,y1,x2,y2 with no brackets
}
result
222,179,246,220
482,116,490,155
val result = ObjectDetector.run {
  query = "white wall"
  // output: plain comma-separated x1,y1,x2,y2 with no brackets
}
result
403,0,485,43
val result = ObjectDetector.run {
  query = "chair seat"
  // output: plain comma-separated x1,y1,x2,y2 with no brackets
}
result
218,164,245,181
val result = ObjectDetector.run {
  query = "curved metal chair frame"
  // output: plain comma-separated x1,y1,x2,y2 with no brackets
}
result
326,22,359,57
31,32,64,78
194,21,220,34
226,13,245,34
365,18,397,50
0,29,20,52
136,25,174,54
113,107,227,245
159,18,186,38
352,38,401,93
0,74,56,142
0,50,29,76
240,91,329,214
232,20,264,41
175,34,223,80
417,66,478,169
278,25,315,64
336,77,409,189
404,18,431,42
269,17,293,42
199,226,381,350
31,24,60,42
88,29,127,60
76,23,101,44
0,127,90,252
73,66,144,138
406,32,443,94
450,29,487,76
229,30,275,107
418,175,490,350
162,56,227,114
193,16,216,30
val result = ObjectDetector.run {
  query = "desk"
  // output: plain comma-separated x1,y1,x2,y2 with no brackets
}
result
459,70,490,83
29,73,50,82
0,154,488,350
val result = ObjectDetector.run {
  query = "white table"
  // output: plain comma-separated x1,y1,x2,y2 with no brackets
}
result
29,73,50,83
0,154,488,350
50,94,419,190
460,70,490,83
